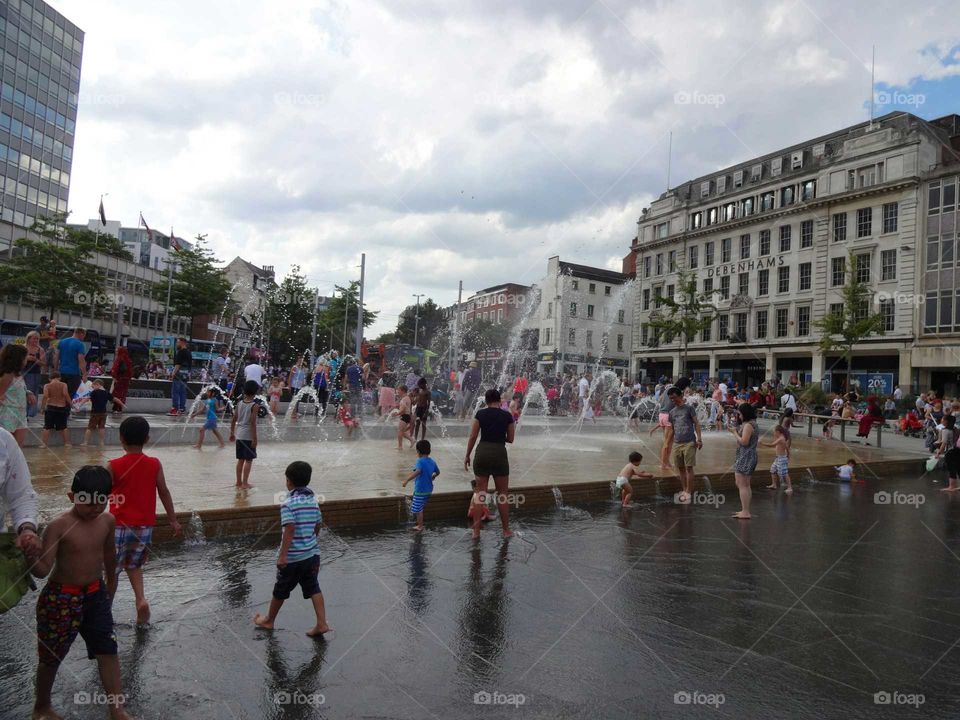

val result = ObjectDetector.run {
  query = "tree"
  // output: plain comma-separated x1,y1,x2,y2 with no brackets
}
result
815,250,886,391
153,234,232,337
461,319,511,354
647,269,720,376
0,215,112,319
395,298,446,348
266,265,315,364
372,331,397,345
316,281,378,356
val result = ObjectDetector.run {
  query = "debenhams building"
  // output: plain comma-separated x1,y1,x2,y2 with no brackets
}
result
629,111,960,397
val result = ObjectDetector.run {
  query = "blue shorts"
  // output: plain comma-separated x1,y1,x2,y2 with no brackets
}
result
410,493,430,514
272,554,321,600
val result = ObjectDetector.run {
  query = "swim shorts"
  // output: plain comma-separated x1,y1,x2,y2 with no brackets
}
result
115,525,153,570
770,455,789,479
272,554,321,600
36,579,117,666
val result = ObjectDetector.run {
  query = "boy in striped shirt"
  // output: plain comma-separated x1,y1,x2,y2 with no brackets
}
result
254,461,331,637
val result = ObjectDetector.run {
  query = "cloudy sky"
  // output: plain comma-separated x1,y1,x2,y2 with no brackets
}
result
56,0,960,337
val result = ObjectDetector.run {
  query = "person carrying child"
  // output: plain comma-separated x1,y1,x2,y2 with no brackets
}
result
191,387,225,449
254,461,330,637
107,417,182,625
763,425,793,493
230,380,260,489
616,451,653,507
30,466,133,720
402,440,439,532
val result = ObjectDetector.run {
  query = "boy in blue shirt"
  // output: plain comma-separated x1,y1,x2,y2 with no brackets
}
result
254,461,331,637
191,388,225,449
402,440,439,532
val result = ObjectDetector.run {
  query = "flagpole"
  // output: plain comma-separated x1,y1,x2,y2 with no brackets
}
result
164,226,174,347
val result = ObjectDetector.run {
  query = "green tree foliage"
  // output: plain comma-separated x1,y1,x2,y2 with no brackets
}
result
153,234,232,334
814,250,886,388
266,265,315,363
461,319,511,353
316,281,378,355
647,269,719,376
395,298,446,348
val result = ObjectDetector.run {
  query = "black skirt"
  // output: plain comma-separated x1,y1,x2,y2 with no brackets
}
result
473,441,509,477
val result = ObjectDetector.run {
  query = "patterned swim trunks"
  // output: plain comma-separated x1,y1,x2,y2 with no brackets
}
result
36,579,117,666
770,455,790,479
115,525,153,570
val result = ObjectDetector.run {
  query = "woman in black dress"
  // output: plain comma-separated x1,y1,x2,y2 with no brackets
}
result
464,388,515,538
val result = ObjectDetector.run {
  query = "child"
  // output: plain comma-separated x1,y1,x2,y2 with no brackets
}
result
230,380,260,489
616,451,653,507
509,392,521,422
396,386,414,450
939,415,960,492
254,461,330,637
82,379,124,448
192,388,225,449
31,466,132,720
402,439,439,532
649,413,674,471
778,407,794,457
107,416,182,624
467,478,489,539
337,394,360,438
836,459,858,483
39,370,71,448
763,425,793,494
267,377,283,415
413,378,431,441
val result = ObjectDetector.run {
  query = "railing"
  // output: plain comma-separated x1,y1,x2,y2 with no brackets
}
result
760,407,887,448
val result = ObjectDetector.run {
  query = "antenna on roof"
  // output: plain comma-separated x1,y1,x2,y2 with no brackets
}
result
869,45,876,130
666,131,673,190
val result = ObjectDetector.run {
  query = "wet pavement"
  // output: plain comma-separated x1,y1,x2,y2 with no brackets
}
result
22,426,918,520
3,474,960,719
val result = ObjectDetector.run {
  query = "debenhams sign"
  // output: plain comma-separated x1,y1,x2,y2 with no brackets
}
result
705,256,786,278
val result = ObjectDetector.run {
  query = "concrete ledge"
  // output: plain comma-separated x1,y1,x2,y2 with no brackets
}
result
150,458,925,541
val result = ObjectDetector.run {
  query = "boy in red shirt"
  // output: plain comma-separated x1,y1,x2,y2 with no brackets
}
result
107,416,181,624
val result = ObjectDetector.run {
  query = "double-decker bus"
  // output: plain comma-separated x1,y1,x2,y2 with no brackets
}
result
0,319,103,360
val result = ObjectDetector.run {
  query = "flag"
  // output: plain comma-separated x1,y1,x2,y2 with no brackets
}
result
170,228,181,251
98,197,106,226
139,212,154,243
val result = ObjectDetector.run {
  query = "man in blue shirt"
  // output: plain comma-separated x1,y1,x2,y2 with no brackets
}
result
402,440,439,532
54,327,87,399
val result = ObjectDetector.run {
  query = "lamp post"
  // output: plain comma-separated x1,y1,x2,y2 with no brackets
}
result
412,293,424,348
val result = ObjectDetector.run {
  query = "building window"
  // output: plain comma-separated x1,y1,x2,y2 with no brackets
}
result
800,220,813,248
833,213,847,242
742,197,754,216
589,283,596,294
656,254,664,275
777,266,790,293
881,249,897,281
776,308,789,337
643,256,651,278
756,310,768,339
799,262,812,291
779,225,792,253
758,269,769,296
654,287,663,308
605,286,611,296
721,238,731,263
945,181,957,211
855,253,871,284
570,302,577,317
666,285,675,301
569,329,576,345
829,302,844,317
544,328,551,345
801,180,815,201
740,234,750,259
498,309,504,322
688,245,699,269
587,304,595,319
720,276,730,300
734,312,747,339
880,300,895,332
586,330,593,348
642,289,650,311
929,183,941,215
718,314,729,340
707,207,718,226
701,323,712,342
617,334,624,351
856,207,872,238
617,309,625,323
668,251,676,273
797,306,810,336
781,186,795,206
761,191,775,211
759,230,771,256
655,222,668,239
703,278,714,296
690,212,702,229
641,325,649,344
571,280,579,290
882,202,898,234
831,257,846,286
738,272,749,296
723,202,736,222
546,302,553,318
705,241,715,266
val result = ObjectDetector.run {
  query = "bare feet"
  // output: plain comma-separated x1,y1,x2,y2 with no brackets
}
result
941,486,959,492
765,484,778,490
31,705,64,719
732,511,752,519
472,531,481,539
412,526,424,533
502,530,514,539
241,483,254,489
306,624,331,637
785,487,793,494
253,613,274,630
218,443,225,448
193,444,202,449
136,599,151,625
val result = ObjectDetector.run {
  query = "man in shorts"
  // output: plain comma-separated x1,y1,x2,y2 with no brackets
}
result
667,387,702,503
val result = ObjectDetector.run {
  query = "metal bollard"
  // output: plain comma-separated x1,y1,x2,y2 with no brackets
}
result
808,415,813,438
840,418,846,442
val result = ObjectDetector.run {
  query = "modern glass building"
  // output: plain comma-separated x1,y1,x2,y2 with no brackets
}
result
0,0,82,251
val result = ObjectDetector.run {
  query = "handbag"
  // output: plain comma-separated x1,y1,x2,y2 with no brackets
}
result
927,455,944,473
0,533,34,613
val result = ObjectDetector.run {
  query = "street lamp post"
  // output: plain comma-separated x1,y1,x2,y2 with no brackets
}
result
412,293,424,348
